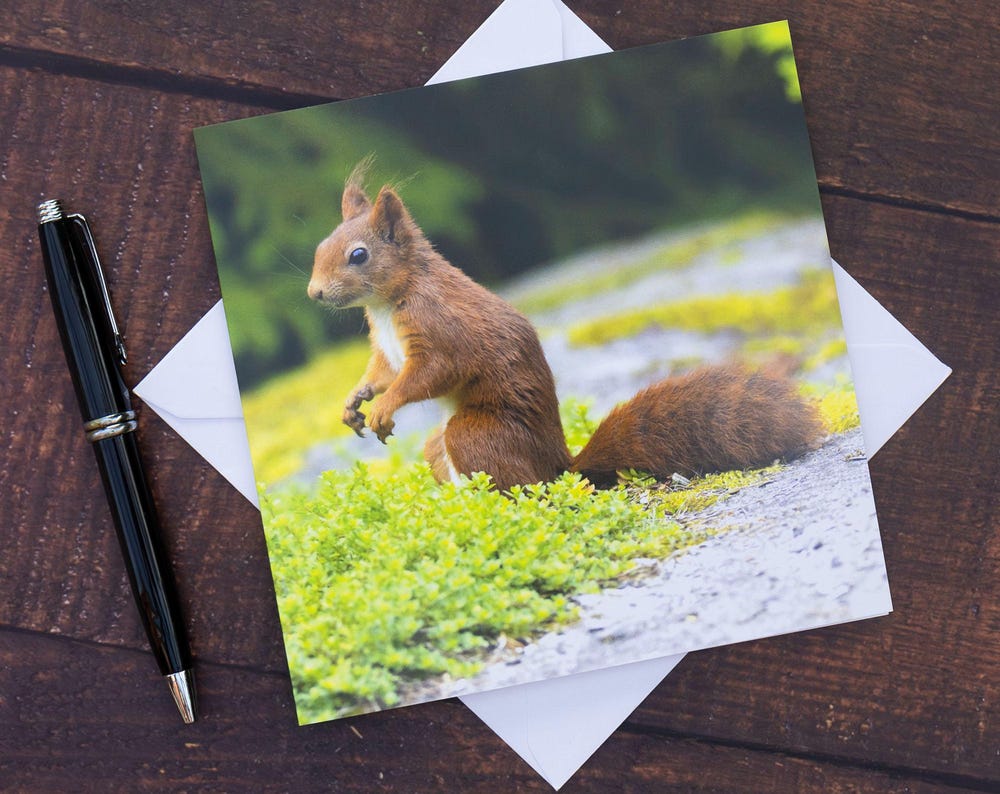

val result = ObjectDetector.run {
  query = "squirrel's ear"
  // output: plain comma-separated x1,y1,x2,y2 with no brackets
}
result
371,187,414,245
342,181,372,221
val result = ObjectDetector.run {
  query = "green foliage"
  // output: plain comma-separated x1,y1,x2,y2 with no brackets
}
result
259,382,856,724
713,21,802,101
567,267,842,346
262,466,698,722
560,397,601,457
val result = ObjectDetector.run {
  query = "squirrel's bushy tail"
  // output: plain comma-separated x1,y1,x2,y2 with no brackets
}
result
569,363,823,487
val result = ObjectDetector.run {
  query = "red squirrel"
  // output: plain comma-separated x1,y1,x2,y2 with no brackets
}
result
307,168,823,491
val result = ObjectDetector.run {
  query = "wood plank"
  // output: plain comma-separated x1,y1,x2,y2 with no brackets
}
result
0,630,536,791
0,1,997,217
0,630,987,792
575,731,991,794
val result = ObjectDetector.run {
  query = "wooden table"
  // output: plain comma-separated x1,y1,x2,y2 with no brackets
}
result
2,2,997,790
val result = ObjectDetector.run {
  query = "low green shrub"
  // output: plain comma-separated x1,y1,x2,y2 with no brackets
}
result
263,465,697,722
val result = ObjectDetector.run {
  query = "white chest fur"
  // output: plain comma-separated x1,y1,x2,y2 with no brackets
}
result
367,305,407,372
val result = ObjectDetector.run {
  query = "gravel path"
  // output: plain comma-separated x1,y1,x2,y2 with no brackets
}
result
446,427,891,696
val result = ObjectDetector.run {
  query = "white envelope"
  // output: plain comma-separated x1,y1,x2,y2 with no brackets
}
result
135,0,951,788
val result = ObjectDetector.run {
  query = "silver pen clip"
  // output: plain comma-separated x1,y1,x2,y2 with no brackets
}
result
67,213,127,367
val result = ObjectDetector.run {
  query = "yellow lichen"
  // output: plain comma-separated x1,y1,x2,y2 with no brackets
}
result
567,268,840,347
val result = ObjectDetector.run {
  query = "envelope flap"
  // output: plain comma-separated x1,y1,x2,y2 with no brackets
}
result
462,654,682,789
135,300,243,420
832,262,952,455
553,0,612,58
426,0,563,86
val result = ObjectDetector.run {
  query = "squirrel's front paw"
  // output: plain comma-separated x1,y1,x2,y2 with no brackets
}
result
343,385,375,437
367,404,395,444
343,406,367,437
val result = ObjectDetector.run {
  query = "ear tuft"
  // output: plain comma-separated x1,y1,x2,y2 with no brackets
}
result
341,159,374,220
371,186,414,244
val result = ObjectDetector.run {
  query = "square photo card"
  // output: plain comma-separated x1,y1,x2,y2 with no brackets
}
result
194,21,891,725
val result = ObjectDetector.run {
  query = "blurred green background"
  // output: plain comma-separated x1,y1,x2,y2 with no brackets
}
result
195,22,819,390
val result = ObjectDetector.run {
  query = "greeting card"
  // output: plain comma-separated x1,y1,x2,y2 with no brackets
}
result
194,21,891,724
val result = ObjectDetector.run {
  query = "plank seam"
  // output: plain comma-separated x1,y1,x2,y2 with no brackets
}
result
622,721,1000,791
1,42,997,227
820,184,1000,225
3,630,998,787
0,42,337,111
0,622,289,680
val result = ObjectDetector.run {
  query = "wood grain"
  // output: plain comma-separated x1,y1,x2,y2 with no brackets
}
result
1,0,997,790
1,1,997,218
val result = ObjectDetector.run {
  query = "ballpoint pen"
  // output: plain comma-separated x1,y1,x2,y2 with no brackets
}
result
36,199,197,724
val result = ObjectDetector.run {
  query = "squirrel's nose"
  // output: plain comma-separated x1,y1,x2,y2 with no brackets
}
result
307,282,324,301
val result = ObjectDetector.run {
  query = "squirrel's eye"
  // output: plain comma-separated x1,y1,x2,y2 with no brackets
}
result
348,247,369,266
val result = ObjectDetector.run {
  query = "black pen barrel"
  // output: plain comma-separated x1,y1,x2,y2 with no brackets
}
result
91,431,191,675
38,214,129,420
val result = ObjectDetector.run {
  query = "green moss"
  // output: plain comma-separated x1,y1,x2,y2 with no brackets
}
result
632,466,781,514
719,247,745,266
567,267,841,347
665,355,708,372
741,335,847,372
263,465,700,722
512,212,785,315
741,334,809,359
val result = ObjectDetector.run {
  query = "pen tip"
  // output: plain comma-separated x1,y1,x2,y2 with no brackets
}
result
165,669,198,724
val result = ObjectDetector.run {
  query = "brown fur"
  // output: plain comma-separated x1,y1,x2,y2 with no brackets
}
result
309,169,822,491
570,363,822,487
